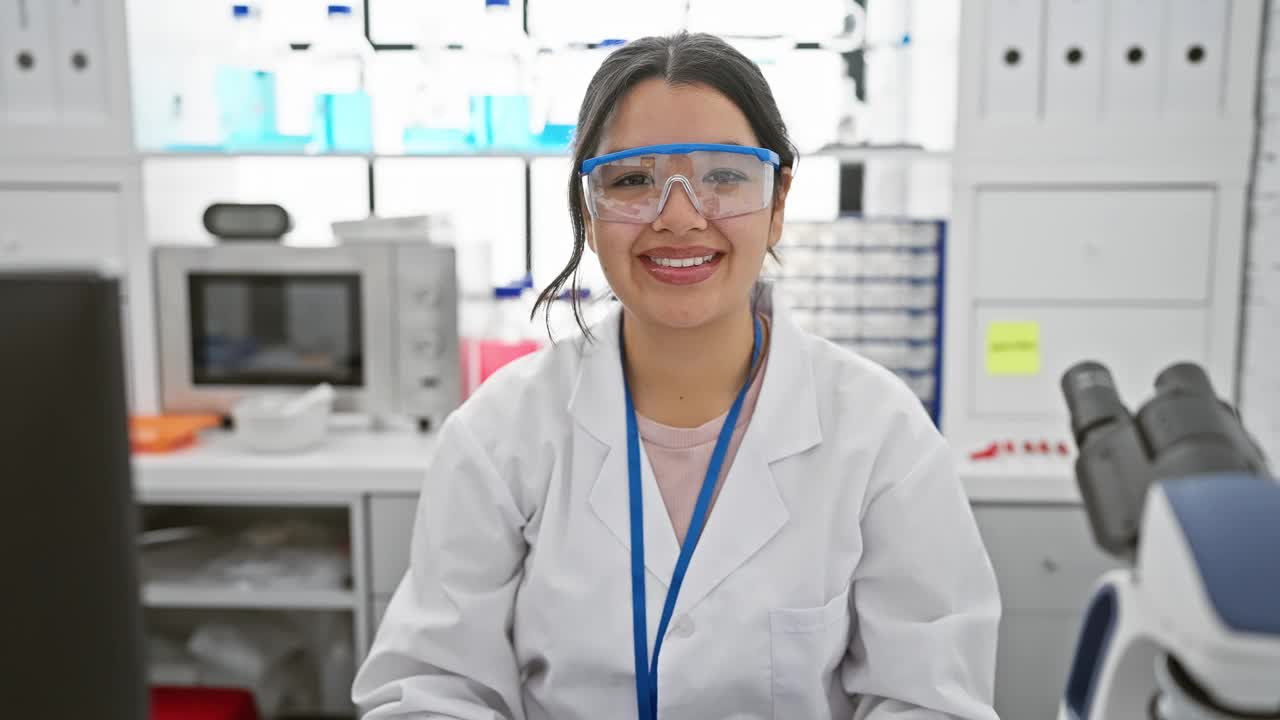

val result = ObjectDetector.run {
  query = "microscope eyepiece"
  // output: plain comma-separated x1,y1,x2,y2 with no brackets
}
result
1062,361,1128,445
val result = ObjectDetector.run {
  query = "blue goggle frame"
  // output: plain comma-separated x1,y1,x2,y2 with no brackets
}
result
580,143,782,175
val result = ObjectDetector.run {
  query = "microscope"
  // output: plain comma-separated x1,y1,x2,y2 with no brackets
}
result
1057,362,1279,720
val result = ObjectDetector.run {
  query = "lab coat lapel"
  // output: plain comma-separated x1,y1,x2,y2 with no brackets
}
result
569,288,824,613
573,309,680,589
668,291,823,617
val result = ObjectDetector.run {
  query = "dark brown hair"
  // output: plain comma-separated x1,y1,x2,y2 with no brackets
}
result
532,31,797,338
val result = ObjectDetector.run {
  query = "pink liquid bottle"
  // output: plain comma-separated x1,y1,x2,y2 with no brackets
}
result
476,283,544,389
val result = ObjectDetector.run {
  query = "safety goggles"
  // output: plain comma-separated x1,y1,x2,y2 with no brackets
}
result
580,143,781,224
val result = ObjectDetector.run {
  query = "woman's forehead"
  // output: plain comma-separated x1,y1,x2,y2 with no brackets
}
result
598,79,759,154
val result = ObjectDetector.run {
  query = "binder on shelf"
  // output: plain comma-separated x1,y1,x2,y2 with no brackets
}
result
981,0,1044,122
1163,0,1228,116
51,0,110,127
1044,0,1103,119
0,0,59,126
1102,0,1165,116
776,219,946,421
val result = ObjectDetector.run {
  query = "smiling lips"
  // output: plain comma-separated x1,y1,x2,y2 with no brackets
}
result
640,246,724,285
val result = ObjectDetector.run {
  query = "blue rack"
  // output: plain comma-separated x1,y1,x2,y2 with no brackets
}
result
772,216,946,424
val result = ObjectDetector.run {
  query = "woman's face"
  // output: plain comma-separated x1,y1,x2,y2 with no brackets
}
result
586,79,791,331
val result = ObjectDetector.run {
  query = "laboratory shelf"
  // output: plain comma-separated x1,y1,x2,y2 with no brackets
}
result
143,582,357,611
138,150,570,161
137,144,952,162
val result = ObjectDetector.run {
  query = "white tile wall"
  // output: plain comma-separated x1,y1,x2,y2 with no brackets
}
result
1243,5,1280,466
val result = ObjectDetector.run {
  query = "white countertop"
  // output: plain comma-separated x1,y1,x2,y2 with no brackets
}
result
956,455,1080,504
133,428,437,498
134,429,1081,504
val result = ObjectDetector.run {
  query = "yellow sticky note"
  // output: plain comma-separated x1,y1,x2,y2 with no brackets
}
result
986,322,1041,376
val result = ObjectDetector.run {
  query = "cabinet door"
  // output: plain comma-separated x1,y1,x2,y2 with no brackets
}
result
973,504,1121,720
0,186,122,267
370,594,392,639
972,504,1120,612
368,495,419,595
973,186,1214,303
994,612,1082,720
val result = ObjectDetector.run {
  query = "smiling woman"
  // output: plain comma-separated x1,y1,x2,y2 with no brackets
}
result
354,32,1000,720
536,34,797,338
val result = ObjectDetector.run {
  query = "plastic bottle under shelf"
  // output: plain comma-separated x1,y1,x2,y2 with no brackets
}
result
216,4,274,150
478,284,544,386
468,0,535,150
402,45,474,153
307,4,374,153
531,39,625,151
548,288,591,340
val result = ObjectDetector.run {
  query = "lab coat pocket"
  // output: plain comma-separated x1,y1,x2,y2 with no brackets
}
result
769,587,852,719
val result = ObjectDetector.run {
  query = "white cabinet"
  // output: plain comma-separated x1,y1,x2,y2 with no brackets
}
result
367,494,418,596
1163,0,1229,116
973,186,1215,303
372,595,392,631
1102,0,1165,115
980,0,1044,122
1043,0,1104,120
366,494,418,639
973,503,1120,720
970,304,1209,418
0,185,123,267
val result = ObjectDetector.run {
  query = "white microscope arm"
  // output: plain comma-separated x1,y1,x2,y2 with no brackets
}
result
1059,477,1280,720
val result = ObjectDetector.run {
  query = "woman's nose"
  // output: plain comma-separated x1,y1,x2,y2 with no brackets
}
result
652,177,708,234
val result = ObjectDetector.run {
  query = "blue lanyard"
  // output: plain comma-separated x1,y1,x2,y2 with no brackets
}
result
620,313,763,720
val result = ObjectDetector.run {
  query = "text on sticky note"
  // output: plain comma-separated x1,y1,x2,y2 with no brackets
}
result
986,321,1041,376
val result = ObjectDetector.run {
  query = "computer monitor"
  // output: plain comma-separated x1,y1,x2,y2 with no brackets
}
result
0,271,146,719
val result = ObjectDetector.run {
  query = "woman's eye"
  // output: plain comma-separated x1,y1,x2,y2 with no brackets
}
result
704,169,748,184
611,173,653,188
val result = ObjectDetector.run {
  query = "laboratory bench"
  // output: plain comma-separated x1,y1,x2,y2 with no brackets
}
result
133,428,1111,720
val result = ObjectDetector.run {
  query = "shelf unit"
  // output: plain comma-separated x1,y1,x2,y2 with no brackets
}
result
770,217,946,422
144,583,357,611
138,145,952,162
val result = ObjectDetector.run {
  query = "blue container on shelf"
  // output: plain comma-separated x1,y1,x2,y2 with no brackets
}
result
216,4,278,151
308,4,374,153
467,0,534,151
472,95,531,150
315,91,373,153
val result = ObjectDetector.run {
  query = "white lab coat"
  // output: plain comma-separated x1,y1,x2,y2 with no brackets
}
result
354,287,1001,720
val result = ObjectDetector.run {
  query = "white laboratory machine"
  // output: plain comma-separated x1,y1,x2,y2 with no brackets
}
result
1057,362,1278,720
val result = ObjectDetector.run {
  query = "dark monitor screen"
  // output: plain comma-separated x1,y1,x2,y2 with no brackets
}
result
188,272,365,387
0,271,146,720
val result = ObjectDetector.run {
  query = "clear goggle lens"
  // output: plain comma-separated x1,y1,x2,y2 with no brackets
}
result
580,145,780,223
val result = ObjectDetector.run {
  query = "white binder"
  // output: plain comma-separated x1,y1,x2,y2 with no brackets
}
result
1103,0,1165,116
0,0,59,126
51,0,110,126
1163,0,1228,116
1044,0,1104,119
981,0,1044,121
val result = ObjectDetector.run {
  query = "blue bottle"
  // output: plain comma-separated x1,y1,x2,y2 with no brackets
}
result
469,0,533,151
309,4,374,153
216,4,276,150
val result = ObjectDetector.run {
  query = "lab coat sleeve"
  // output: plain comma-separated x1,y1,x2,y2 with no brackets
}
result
353,413,529,720
841,425,1002,720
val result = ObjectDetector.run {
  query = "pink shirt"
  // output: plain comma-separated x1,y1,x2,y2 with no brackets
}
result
635,316,770,544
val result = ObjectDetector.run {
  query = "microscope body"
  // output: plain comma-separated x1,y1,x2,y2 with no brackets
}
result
1061,476,1280,720
1058,363,1279,720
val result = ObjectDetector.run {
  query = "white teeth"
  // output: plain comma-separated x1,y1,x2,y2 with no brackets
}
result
650,253,716,268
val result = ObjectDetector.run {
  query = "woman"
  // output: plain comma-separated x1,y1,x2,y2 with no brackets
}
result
354,33,1000,720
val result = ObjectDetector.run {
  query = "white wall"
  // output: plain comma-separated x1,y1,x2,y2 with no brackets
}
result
1243,5,1280,466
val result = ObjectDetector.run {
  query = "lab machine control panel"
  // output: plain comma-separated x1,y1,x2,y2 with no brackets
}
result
393,243,461,427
